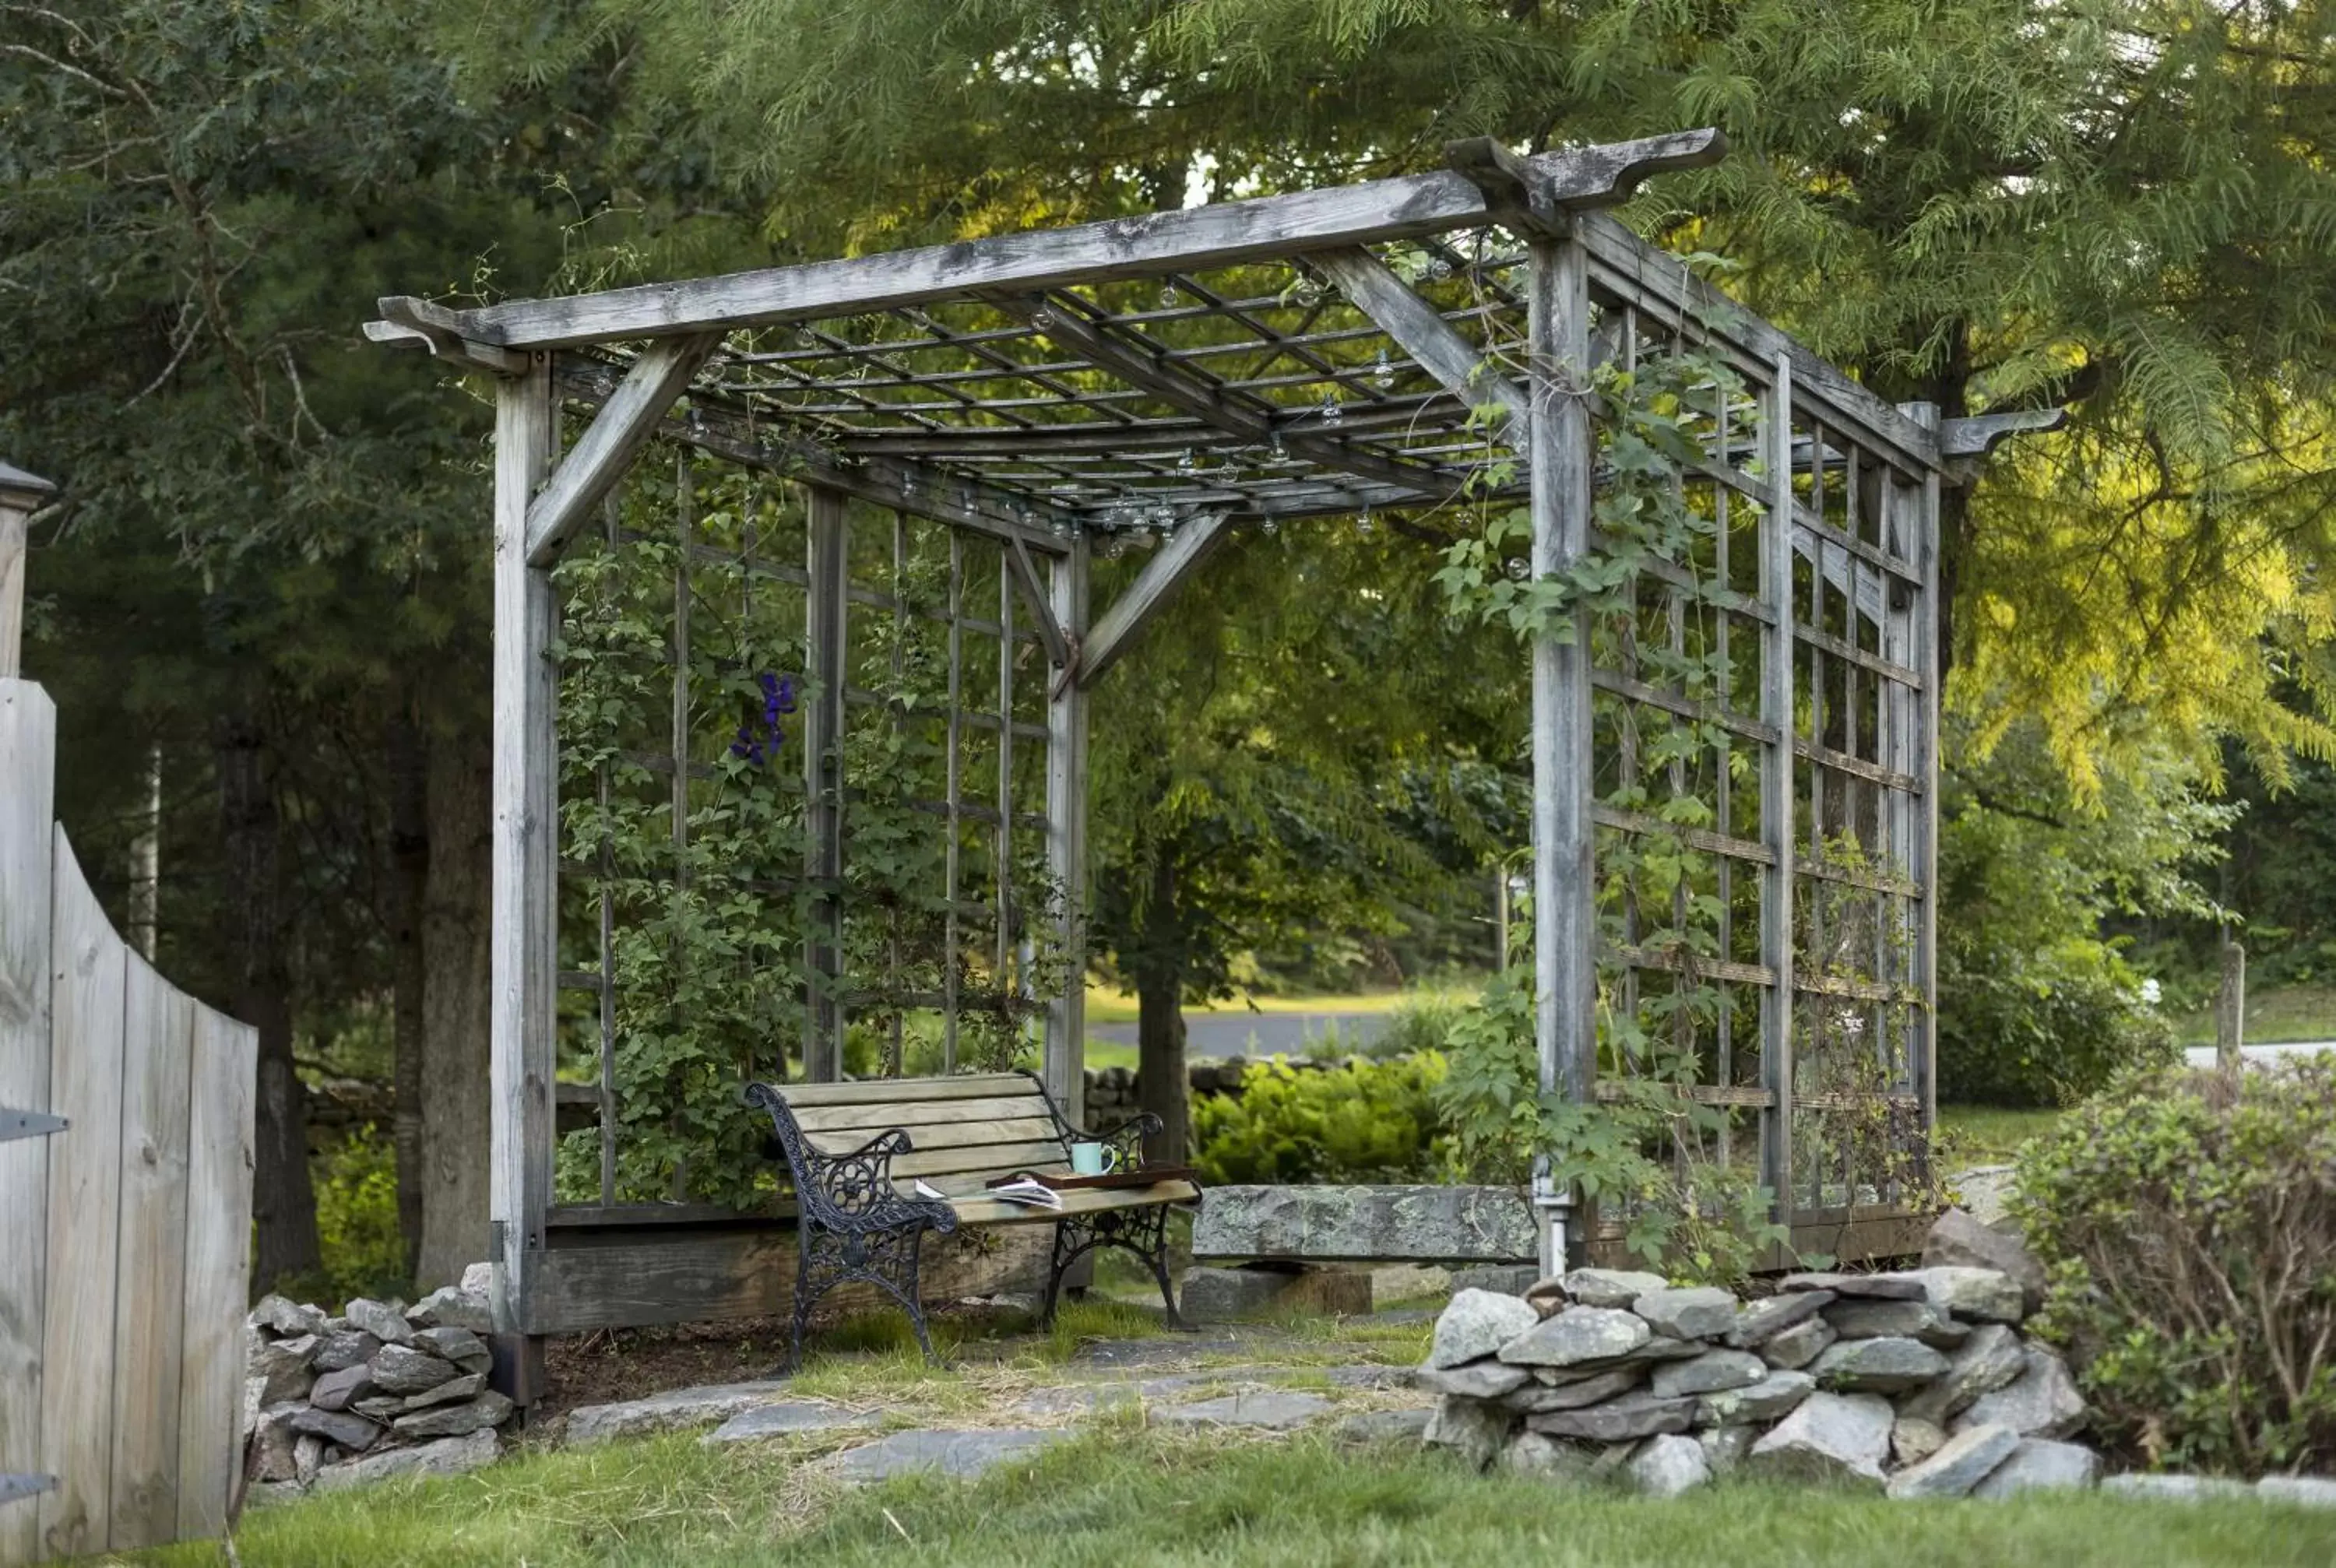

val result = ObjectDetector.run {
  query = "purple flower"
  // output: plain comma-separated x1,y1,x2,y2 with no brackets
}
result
733,671,797,766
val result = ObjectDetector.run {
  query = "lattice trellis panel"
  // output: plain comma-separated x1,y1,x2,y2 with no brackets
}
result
545,444,1061,1212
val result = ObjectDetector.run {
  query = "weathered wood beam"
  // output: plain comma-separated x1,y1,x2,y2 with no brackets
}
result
1525,236,1595,1274
1043,538,1090,1123
366,297,529,377
1072,512,1234,691
994,295,1455,500
1939,407,2067,459
1310,249,1531,429
488,356,558,1343
525,335,723,566
1004,534,1074,669
385,131,1725,350
1444,139,1570,235
1574,212,1940,473
548,357,1074,554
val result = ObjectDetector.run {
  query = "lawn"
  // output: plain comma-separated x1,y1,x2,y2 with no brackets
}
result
130,1426,2336,1568
1935,1103,2063,1166
2174,982,2336,1045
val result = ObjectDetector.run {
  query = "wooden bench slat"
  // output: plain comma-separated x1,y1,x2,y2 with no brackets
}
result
802,1116,1058,1155
887,1139,1069,1181
790,1094,1052,1135
944,1180,1201,1228
778,1073,1031,1108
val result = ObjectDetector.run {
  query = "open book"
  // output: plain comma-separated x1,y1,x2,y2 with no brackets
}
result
913,1176,1062,1211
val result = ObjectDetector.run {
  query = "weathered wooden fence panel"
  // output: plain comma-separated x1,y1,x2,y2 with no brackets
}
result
0,677,258,1566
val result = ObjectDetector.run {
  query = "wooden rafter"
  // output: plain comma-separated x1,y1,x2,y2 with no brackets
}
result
991,294,1456,501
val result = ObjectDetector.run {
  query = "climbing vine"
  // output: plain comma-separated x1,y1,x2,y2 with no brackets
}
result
1431,331,1933,1282
547,449,1067,1208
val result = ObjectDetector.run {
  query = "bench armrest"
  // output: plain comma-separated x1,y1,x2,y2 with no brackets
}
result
1012,1068,1159,1169
744,1081,958,1236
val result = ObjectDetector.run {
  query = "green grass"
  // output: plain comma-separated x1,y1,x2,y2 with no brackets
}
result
128,1427,2336,1567
1936,1104,2063,1166
2174,982,2336,1045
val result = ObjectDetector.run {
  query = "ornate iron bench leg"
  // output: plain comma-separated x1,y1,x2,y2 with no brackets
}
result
1040,1206,1192,1332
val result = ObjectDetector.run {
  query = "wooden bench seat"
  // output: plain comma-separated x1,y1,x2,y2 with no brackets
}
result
749,1069,1198,1365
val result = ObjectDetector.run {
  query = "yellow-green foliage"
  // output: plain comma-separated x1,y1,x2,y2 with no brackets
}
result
1191,1054,1449,1185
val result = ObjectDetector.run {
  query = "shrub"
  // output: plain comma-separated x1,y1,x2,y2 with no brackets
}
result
1937,945,2180,1106
1363,992,1471,1061
280,1124,410,1306
1191,1055,1449,1185
2013,1059,2336,1475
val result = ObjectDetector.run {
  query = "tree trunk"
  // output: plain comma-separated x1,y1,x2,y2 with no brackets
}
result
1133,856,1188,1165
414,724,493,1289
217,704,318,1292
386,708,428,1281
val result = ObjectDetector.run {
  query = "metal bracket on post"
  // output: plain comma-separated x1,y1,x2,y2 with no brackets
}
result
0,1473,56,1508
0,1106,65,1143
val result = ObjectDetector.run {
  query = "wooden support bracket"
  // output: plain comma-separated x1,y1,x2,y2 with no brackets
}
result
525,333,724,565
1310,249,1532,430
1071,511,1233,692
1004,534,1075,669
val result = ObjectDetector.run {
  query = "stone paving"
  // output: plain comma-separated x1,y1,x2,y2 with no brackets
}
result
548,1316,1434,1487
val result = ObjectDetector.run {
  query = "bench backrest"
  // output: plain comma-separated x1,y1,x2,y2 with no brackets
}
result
776,1071,1072,1197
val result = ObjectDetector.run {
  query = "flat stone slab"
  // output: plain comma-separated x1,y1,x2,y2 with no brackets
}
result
1972,1438,2099,1498
564,1380,793,1446
311,1428,498,1493
703,1401,884,1445
1068,1332,1300,1369
1429,1289,1540,1369
2258,1476,2336,1509
1886,1422,2021,1500
1497,1306,1648,1368
832,1428,1068,1483
1335,1407,1433,1444
1181,1264,1372,1321
1154,1390,1334,1429
2101,1473,2252,1502
1193,1186,1534,1264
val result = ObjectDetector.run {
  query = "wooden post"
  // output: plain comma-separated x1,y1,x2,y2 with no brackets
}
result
1904,403,1943,1141
489,356,558,1342
1043,535,1089,1123
1525,234,1595,1275
802,486,848,1082
2216,939,2246,1078
0,462,58,680
0,680,56,1568
1761,358,1800,1225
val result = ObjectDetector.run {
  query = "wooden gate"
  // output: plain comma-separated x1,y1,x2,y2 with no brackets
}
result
1,677,259,1557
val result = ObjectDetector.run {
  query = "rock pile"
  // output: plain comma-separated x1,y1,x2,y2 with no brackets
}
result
242,1264,512,1503
1420,1211,2100,1499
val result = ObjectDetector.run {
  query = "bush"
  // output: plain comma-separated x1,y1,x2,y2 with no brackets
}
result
1191,1055,1449,1185
280,1124,410,1306
1938,947,2179,1106
2013,1059,2336,1475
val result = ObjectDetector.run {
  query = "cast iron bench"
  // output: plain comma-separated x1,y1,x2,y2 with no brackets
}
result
747,1068,1201,1366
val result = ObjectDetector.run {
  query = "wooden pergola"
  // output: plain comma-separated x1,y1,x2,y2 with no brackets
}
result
370,128,2056,1351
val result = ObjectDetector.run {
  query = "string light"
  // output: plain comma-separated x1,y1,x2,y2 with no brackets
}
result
1373,349,1394,390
